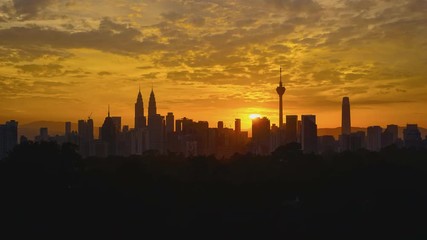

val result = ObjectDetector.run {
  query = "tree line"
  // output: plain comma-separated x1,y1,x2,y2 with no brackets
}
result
1,141,427,238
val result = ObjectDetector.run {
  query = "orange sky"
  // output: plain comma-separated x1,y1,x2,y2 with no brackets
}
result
0,0,426,131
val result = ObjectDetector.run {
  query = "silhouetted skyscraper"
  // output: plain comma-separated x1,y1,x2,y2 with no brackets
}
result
301,115,317,153
39,127,49,142
367,126,382,151
101,106,117,155
235,119,241,133
285,115,298,143
135,87,146,129
111,116,122,133
65,121,71,136
176,119,183,133
404,124,422,148
166,112,174,134
148,88,157,118
148,114,164,152
276,67,286,128
382,124,398,148
252,117,271,155
218,121,224,130
0,120,18,159
342,97,351,135
78,118,94,157
147,88,164,152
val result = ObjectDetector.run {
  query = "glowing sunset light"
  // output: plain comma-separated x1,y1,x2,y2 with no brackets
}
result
250,114,262,120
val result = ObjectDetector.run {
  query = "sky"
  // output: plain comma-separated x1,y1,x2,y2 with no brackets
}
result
0,0,426,131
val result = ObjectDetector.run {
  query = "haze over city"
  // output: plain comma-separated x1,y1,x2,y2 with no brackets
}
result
0,0,426,130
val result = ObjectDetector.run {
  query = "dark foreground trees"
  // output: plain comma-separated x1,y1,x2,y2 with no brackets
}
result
1,142,427,238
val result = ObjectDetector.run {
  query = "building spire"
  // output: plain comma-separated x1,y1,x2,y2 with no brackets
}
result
108,104,110,117
276,65,286,128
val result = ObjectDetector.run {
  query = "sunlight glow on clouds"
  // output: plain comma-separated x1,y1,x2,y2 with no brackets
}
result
0,0,426,129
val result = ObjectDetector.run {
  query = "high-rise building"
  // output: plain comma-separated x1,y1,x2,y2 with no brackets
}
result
235,119,241,134
101,107,117,156
301,115,317,153
148,88,157,118
252,117,271,155
147,88,164,152
135,88,146,129
218,121,224,130
403,124,422,148
367,126,382,151
276,67,286,128
65,122,71,136
111,116,122,133
270,124,281,151
166,112,174,134
382,124,398,148
39,127,49,142
78,118,94,157
176,119,183,133
0,120,18,159
130,128,149,155
285,115,298,143
342,97,351,135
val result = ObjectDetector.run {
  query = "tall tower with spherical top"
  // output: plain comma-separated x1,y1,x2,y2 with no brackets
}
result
276,67,286,128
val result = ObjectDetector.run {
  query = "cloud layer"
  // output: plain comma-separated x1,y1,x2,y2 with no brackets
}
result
0,0,426,128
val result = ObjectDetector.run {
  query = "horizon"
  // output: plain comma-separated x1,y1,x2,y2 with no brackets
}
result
12,118,427,130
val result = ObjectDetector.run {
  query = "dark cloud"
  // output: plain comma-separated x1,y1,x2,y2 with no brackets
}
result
345,0,377,11
13,0,53,19
264,0,321,13
15,63,64,77
0,18,164,56
98,71,112,76
406,0,427,12
0,46,73,63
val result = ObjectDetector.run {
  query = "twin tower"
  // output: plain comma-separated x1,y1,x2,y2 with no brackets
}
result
134,87,157,129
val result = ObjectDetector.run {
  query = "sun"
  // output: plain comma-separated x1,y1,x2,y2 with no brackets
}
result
249,114,262,119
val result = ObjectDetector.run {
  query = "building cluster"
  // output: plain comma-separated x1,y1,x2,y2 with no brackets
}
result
22,88,250,158
251,71,426,154
257,95,426,154
1,71,427,159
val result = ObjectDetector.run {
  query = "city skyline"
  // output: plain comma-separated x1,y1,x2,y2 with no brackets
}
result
0,0,426,130
2,84,426,133
2,1,427,235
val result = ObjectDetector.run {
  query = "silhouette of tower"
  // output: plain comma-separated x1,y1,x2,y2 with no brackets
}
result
276,67,286,128
135,86,146,129
101,105,117,155
301,115,317,153
147,87,164,152
342,97,351,135
148,88,157,117
235,119,241,134
367,126,382,152
252,117,271,155
166,112,174,133
78,117,94,157
0,120,18,159
285,115,298,143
